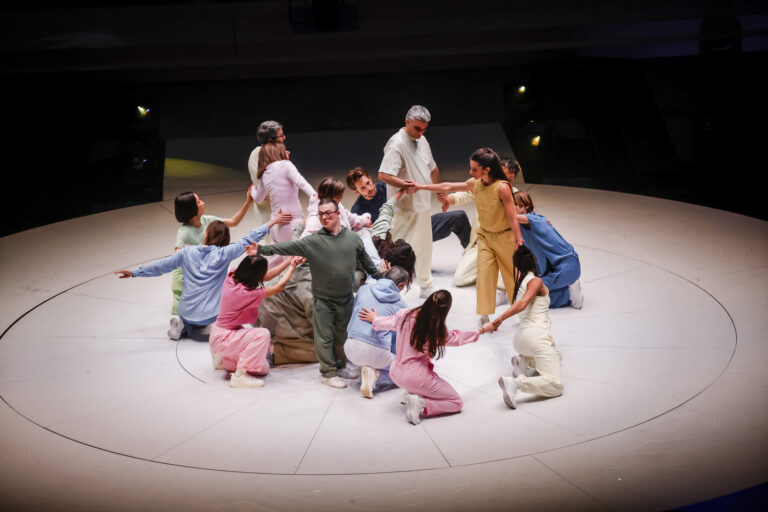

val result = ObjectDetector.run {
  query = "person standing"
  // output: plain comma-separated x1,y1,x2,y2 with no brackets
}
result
413,148,523,326
251,199,384,389
378,105,441,298
247,120,287,234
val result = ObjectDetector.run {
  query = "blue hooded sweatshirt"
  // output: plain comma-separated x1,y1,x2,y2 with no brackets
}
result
347,278,408,351
132,224,270,323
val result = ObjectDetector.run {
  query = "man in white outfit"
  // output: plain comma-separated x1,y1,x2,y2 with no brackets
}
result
378,105,441,298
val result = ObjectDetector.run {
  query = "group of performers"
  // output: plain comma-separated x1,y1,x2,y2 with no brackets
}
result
116,105,583,424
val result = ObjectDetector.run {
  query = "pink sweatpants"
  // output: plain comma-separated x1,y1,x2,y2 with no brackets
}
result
391,362,462,417
210,324,271,375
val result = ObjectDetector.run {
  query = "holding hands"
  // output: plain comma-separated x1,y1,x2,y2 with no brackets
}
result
479,321,497,334
114,270,133,279
290,256,306,266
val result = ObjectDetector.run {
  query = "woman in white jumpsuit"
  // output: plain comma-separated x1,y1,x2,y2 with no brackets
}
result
494,246,563,408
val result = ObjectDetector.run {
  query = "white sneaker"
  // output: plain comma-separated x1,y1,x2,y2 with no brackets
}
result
499,376,520,409
167,317,183,341
496,290,509,306
479,315,489,327
400,391,408,404
569,280,583,309
211,351,224,370
321,376,348,389
405,394,426,424
419,286,435,298
360,366,376,399
230,369,264,389
511,355,530,379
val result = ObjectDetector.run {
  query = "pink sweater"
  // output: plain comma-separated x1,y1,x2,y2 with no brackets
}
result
372,308,480,371
216,274,267,330
251,160,315,218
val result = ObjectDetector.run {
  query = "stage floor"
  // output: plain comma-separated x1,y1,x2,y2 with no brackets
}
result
1,127,767,511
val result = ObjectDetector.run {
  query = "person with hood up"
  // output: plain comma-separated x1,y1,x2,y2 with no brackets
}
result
344,266,411,398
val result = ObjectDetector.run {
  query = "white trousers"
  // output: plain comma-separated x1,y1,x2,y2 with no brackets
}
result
513,327,563,397
344,338,394,369
390,209,433,289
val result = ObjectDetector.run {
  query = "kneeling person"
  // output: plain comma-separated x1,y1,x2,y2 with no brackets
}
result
345,266,411,398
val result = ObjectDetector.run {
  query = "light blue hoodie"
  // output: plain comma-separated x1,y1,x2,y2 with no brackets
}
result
132,224,269,323
347,278,408,351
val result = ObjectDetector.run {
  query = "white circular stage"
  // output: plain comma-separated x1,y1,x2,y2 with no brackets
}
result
1,180,766,511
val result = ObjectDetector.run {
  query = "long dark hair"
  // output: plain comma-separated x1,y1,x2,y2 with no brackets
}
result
471,147,507,182
512,246,538,302
373,232,416,285
406,289,452,359
232,255,268,290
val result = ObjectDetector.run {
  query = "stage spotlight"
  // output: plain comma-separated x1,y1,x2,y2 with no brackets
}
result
131,156,148,171
518,85,526,94
136,105,150,119
530,135,541,147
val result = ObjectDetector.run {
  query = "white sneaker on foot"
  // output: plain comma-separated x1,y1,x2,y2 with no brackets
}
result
360,366,376,399
400,391,408,404
321,376,348,389
211,351,224,370
511,355,531,379
405,394,426,425
499,376,520,409
230,369,264,389
479,315,489,327
495,290,509,306
167,317,183,341
419,286,435,298
569,280,583,309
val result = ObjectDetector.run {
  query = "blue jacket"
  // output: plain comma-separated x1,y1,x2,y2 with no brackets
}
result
347,278,408,351
132,224,269,323
523,212,579,276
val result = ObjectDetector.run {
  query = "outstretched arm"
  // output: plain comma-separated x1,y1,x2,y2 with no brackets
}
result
264,257,304,298
492,277,543,328
221,189,254,227
413,178,474,193
120,250,185,278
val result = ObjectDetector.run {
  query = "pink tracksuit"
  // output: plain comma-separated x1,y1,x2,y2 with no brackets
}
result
372,309,480,417
210,274,271,374
251,160,316,243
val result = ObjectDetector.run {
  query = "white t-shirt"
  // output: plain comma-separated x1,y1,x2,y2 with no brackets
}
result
379,128,436,213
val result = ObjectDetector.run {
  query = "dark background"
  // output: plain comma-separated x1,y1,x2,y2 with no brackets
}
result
1,0,767,237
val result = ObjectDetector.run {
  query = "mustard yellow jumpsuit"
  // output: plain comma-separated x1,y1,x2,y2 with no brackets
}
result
474,179,517,315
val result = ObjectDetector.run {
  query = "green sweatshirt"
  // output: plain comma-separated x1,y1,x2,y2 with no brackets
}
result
258,226,382,299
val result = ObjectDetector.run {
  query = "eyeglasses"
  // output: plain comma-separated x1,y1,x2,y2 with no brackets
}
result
317,210,338,218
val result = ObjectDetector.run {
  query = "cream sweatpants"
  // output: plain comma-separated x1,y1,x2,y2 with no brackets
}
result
513,327,563,397
390,209,433,289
